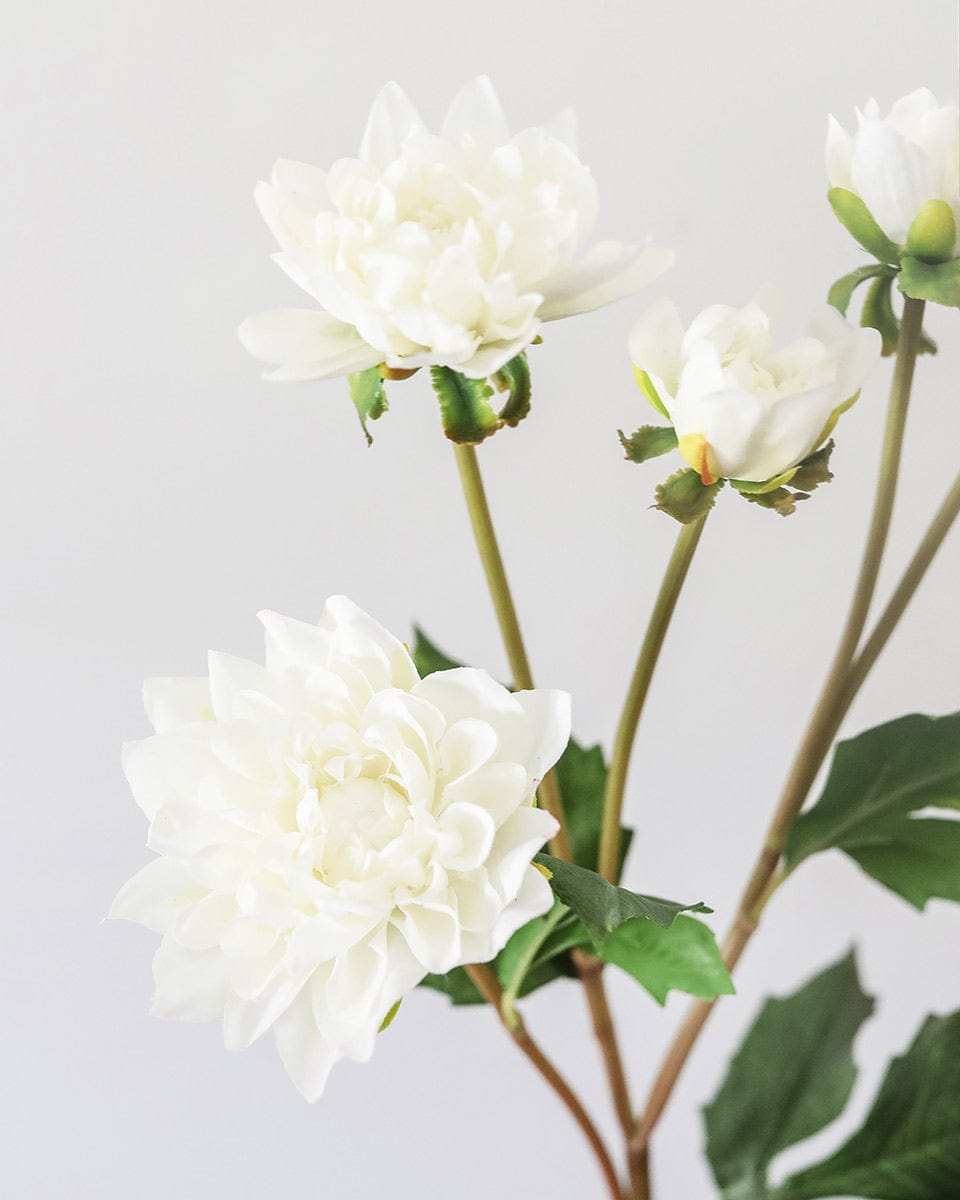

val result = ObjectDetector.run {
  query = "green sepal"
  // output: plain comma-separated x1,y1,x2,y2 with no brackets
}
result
785,710,960,910
899,255,960,308
633,368,672,419
788,440,835,492
905,199,957,265
827,262,898,315
430,367,502,444
535,852,710,939
492,352,532,428
597,914,734,1005
378,998,402,1031
861,274,900,356
730,467,800,496
348,368,389,445
619,425,679,464
828,187,902,265
738,486,807,516
655,468,725,524
776,1011,960,1200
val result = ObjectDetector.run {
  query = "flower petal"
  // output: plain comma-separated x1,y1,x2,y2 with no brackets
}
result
538,241,674,321
359,82,425,166
238,309,380,381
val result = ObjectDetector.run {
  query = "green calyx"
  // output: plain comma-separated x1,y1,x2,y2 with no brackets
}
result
828,188,902,266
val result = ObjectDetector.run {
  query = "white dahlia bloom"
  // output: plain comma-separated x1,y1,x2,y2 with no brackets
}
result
629,290,880,484
112,597,568,1099
239,76,672,381
827,88,959,254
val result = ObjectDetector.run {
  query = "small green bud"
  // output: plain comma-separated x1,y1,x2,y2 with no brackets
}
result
906,200,957,265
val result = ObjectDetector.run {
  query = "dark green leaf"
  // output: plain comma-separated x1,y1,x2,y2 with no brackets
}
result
535,853,710,937
430,367,502,444
705,951,874,1199
828,188,902,265
655,468,725,524
410,627,462,677
419,967,484,1005
348,368,389,445
492,352,532,428
789,441,835,493
828,263,898,315
785,712,960,909
619,425,679,464
861,275,901,356
553,738,632,879
597,914,734,1005
899,256,960,308
777,1011,960,1200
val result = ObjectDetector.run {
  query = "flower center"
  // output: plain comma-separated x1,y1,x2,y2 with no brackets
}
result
310,776,411,886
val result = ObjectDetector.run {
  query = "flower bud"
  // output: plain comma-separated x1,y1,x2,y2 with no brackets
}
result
906,200,957,264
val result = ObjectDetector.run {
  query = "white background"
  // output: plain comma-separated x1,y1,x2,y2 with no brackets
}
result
4,2,959,1196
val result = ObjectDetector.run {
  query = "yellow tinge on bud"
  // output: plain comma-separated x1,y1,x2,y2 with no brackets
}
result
678,433,720,486
906,200,957,265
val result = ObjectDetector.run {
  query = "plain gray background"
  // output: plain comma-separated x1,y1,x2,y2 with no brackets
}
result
4,2,959,1196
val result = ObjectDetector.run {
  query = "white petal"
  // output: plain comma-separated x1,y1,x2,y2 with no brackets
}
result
512,689,571,783
143,678,212,734
440,75,510,147
273,987,340,1101
458,332,539,379
397,902,461,973
122,729,217,821
538,241,674,321
359,82,425,166
628,298,685,396
110,857,202,932
488,864,554,953
238,309,380,381
852,119,936,243
488,806,558,901
438,802,497,872
825,115,855,191
150,938,230,1022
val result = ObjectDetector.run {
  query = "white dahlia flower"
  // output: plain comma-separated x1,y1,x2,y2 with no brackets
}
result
827,88,959,259
112,597,568,1099
629,289,880,484
239,76,672,381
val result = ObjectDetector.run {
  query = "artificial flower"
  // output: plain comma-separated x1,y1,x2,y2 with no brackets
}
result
239,76,671,381
827,88,959,262
112,596,568,1099
628,289,880,485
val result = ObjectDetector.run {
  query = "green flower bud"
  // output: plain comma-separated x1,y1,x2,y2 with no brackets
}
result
905,200,957,265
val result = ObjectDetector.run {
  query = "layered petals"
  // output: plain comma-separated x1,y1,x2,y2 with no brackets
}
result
240,76,671,382
629,290,881,483
113,597,568,1099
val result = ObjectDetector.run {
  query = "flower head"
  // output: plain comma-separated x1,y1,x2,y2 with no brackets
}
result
112,597,569,1099
239,76,672,382
827,88,959,260
629,289,880,485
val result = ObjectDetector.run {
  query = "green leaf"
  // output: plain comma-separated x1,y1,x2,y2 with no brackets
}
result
635,368,672,419
738,485,808,516
348,368,389,445
419,967,483,1005
906,200,958,265
828,188,902,265
430,367,502,444
861,274,901,356
535,853,710,938
410,627,462,677
655,468,725,524
785,712,960,909
597,914,734,1005
899,255,960,308
492,352,532,428
777,1011,960,1200
619,425,679,464
705,951,875,1199
553,738,633,879
828,263,898,315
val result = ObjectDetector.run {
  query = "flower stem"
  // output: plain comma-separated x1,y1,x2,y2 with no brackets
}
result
452,442,572,859
629,297,927,1170
464,963,625,1200
598,514,708,883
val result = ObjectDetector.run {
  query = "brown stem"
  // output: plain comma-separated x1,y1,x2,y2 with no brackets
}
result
629,297,926,1168
464,963,624,1200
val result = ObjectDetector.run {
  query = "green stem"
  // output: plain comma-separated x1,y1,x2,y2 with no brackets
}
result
500,904,570,1029
598,514,708,882
452,442,572,860
630,297,927,1165
464,963,624,1200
